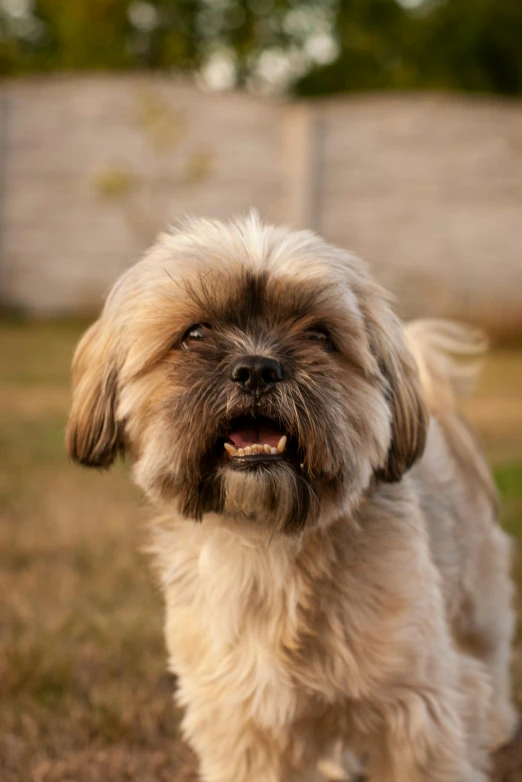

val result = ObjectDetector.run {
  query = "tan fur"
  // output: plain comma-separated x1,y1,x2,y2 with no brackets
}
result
67,214,518,781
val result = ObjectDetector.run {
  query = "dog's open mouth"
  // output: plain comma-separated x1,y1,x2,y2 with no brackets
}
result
223,415,288,462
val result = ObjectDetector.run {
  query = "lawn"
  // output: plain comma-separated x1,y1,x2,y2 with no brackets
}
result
0,318,521,781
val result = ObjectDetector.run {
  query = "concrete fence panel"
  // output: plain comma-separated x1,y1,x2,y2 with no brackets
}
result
0,76,521,339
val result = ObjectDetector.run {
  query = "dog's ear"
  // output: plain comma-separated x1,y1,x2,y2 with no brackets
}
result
363,291,429,482
65,320,124,468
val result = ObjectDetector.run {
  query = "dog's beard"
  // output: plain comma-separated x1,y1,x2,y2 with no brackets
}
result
133,365,388,535
195,460,320,534
144,400,334,534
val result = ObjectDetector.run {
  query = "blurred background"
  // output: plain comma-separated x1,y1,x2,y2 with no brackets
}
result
0,1,521,780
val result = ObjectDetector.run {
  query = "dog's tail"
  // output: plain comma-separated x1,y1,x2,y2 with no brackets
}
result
404,319,488,413
405,319,498,510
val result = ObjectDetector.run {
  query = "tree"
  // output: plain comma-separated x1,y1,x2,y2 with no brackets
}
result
0,0,521,96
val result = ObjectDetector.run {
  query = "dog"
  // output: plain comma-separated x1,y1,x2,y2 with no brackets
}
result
66,213,518,781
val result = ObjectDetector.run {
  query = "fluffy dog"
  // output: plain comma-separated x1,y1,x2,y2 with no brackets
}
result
66,214,518,782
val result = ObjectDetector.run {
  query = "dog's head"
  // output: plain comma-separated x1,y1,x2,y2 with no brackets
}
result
66,214,427,533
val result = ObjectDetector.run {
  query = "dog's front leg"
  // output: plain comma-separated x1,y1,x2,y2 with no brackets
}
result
183,710,320,782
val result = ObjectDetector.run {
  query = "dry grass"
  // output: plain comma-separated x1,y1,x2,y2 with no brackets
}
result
0,318,521,781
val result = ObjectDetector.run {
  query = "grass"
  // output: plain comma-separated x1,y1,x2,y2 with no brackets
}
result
0,318,521,781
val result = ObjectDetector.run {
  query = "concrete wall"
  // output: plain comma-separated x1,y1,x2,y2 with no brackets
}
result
1,75,521,338
317,96,522,333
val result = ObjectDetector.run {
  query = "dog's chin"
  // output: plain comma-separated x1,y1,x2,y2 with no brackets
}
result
218,458,317,534
186,413,323,534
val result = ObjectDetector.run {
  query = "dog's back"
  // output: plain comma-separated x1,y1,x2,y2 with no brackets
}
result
406,319,518,748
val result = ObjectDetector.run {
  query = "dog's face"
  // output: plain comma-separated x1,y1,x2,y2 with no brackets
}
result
66,215,427,533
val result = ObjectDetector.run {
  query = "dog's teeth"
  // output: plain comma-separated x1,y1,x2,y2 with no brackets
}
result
225,441,285,458
276,435,287,453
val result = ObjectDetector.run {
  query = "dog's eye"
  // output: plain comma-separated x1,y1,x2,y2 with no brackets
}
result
305,327,332,351
181,323,210,349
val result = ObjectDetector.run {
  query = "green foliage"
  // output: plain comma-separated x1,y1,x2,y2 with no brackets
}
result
0,0,521,96
417,0,522,95
297,0,418,93
296,0,522,95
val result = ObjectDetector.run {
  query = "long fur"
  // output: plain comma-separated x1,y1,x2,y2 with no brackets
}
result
67,214,518,782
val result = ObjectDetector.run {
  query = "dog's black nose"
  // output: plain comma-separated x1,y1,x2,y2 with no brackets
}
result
230,356,284,395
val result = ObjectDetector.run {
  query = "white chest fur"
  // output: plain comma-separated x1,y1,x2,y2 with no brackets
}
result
155,519,305,731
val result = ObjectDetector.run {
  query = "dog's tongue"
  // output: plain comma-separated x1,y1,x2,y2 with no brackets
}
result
229,420,283,448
